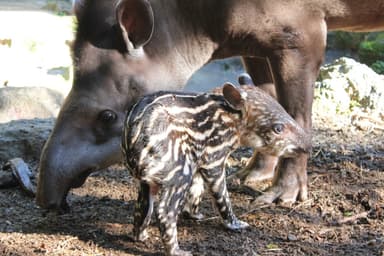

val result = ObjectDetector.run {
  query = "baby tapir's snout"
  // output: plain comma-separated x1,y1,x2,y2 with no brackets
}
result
231,85,311,157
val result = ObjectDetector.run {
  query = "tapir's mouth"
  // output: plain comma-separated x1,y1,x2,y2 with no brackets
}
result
39,167,97,213
284,143,311,157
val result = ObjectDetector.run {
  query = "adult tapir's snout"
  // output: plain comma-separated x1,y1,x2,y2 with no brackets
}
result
36,120,123,210
36,88,128,210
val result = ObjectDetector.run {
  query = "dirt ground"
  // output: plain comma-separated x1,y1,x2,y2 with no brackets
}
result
0,112,383,256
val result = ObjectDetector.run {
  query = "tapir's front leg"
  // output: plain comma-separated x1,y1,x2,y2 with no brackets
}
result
243,15,327,204
200,165,249,230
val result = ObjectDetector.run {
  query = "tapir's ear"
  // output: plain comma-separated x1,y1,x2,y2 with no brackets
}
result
72,0,86,20
238,72,255,85
116,0,154,52
222,83,246,110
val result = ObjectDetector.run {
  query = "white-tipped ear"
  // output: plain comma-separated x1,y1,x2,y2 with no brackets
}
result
72,0,85,20
222,82,245,110
116,0,154,52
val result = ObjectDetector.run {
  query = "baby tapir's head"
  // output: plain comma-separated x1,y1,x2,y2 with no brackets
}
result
218,83,311,157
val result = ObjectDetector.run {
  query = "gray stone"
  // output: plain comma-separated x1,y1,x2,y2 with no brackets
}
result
315,57,384,115
0,87,63,123
0,118,54,164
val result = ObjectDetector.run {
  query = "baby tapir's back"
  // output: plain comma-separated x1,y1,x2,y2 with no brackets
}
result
122,90,242,183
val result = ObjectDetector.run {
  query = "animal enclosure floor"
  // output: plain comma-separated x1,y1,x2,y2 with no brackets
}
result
0,114,383,256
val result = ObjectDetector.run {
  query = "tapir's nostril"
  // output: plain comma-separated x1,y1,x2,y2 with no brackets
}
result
295,141,312,154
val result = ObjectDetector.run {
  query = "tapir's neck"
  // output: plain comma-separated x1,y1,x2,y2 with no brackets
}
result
141,0,225,89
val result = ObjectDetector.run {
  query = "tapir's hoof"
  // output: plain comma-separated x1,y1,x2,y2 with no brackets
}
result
169,248,193,256
224,218,249,231
183,210,204,221
135,229,149,242
4,158,35,197
252,184,304,206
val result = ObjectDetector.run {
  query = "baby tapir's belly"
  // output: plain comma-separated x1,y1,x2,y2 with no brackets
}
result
122,91,241,183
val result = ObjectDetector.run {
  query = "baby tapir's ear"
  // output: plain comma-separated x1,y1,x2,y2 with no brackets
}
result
238,73,255,85
222,83,245,110
116,0,154,52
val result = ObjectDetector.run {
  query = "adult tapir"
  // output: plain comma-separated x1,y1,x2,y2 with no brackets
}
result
36,0,384,210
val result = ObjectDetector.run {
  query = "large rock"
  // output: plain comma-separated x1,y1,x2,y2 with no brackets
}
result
0,118,54,164
0,87,63,123
315,57,384,115
0,86,62,164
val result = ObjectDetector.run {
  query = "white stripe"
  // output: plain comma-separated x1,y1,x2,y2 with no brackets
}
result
201,155,226,169
140,122,224,164
166,101,216,115
173,138,180,161
205,135,238,155
132,93,207,121
212,170,226,193
145,140,173,176
130,121,143,145
163,165,183,182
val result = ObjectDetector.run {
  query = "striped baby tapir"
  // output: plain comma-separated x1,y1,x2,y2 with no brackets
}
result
121,83,310,256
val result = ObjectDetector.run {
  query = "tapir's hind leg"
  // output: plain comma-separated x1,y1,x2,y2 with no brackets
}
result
157,164,194,256
133,181,155,241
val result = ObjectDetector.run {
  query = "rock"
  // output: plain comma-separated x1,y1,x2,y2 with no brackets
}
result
0,170,18,188
6,158,36,197
0,118,55,164
0,87,63,123
315,57,384,115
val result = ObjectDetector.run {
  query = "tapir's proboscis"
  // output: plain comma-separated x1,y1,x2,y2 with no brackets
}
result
36,0,384,210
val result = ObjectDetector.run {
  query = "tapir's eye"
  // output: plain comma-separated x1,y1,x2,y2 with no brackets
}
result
272,123,284,134
98,110,117,124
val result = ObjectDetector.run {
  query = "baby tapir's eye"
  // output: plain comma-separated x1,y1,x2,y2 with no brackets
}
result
272,123,284,134
98,109,117,124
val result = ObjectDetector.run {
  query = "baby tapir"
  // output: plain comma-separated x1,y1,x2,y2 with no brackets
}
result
121,83,310,256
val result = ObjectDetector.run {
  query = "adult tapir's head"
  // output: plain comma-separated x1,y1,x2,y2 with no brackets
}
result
36,0,202,210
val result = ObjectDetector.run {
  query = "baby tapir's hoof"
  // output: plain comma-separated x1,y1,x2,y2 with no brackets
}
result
170,248,193,256
224,218,249,231
136,230,149,242
182,209,204,220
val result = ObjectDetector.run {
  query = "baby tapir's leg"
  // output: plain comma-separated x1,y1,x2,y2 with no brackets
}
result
134,181,155,241
200,165,249,230
157,163,194,256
